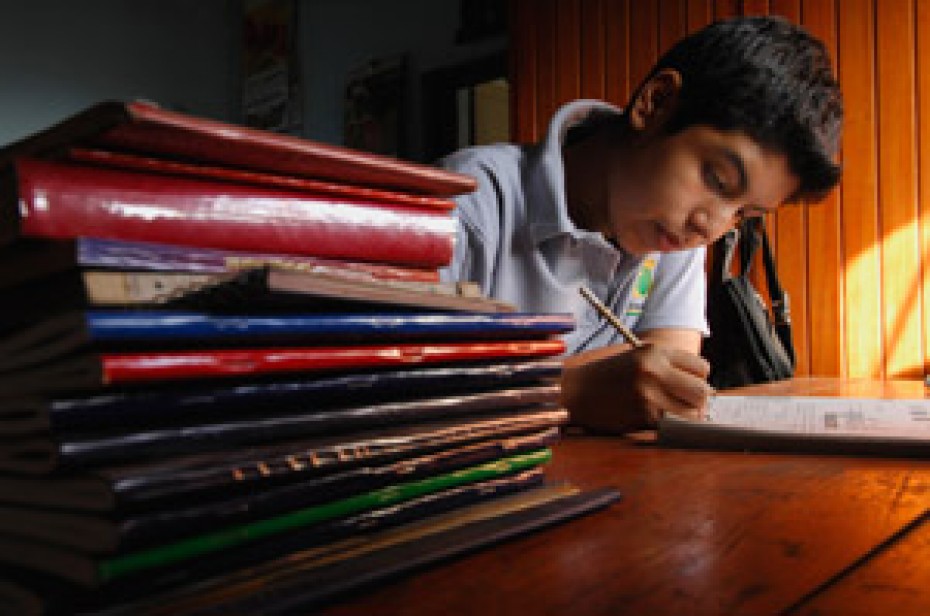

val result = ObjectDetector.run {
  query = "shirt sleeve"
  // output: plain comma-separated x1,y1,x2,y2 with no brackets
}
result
634,247,709,335
436,148,503,295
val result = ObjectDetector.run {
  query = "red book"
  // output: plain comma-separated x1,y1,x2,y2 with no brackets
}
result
66,148,456,211
0,339,566,395
3,158,457,268
1,100,476,197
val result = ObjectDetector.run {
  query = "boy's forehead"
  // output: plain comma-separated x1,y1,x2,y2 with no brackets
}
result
701,127,801,207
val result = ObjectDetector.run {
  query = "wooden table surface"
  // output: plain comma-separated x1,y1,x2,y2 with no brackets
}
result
320,379,930,615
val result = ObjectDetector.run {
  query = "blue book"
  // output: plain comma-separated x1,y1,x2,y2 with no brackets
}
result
0,310,574,374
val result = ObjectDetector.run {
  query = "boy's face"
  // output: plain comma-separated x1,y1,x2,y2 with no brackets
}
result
604,124,800,257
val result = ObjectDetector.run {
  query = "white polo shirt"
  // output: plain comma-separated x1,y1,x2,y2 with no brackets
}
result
440,99,708,355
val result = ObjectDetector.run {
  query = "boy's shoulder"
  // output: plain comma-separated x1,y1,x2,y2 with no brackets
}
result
439,142,527,175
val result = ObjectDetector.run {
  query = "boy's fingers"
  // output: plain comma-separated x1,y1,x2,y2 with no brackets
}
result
667,348,711,379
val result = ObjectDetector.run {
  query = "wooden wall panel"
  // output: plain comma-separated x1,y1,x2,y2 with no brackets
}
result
580,0,607,100
510,0,538,142
508,0,930,381
659,0,687,55
919,0,930,377
839,0,882,378
686,0,713,31
556,0,582,107
742,0,770,16
803,0,843,377
876,0,922,379
535,0,559,138
629,1,659,90
604,0,630,105
714,0,740,19
770,0,811,377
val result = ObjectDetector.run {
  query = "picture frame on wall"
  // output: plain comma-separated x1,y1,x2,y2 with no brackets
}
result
242,0,303,134
344,54,407,158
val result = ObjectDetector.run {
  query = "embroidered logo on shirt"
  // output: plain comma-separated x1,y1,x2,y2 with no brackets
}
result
625,257,656,317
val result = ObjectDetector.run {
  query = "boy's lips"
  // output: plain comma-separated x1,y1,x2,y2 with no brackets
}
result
655,224,683,251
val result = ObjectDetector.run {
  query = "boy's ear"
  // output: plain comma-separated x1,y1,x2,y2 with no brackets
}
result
629,68,683,131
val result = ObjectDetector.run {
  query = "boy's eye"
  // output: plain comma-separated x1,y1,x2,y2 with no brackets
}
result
703,164,726,193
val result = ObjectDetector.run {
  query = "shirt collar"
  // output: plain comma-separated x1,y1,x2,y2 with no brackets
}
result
524,99,624,248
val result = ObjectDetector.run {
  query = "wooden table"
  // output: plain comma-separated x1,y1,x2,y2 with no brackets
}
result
320,379,930,615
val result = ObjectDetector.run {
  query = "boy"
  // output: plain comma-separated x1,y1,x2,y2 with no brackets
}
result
439,16,843,432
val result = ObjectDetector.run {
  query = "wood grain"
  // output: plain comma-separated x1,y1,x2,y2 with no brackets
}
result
659,0,687,55
604,0,631,105
556,0,582,107
877,0,922,379
580,0,607,100
509,0,538,142
535,0,559,135
790,511,930,615
629,0,659,91
804,0,844,378
319,433,930,615
770,0,811,377
839,0,883,379
918,0,930,379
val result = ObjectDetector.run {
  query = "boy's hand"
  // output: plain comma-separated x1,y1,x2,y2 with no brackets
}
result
561,342,713,433
620,343,712,424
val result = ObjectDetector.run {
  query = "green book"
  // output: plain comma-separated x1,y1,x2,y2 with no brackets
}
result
0,448,552,588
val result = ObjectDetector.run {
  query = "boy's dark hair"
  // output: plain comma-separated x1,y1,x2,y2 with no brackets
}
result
644,16,843,201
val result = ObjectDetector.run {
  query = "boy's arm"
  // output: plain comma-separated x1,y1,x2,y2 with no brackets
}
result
560,328,710,433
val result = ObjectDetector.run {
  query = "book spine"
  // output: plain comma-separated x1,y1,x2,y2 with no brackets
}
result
57,385,561,467
117,430,559,551
118,100,478,196
43,359,563,432
97,449,552,582
11,158,456,268
67,148,457,211
75,237,440,282
83,310,575,343
99,340,566,384
112,409,569,507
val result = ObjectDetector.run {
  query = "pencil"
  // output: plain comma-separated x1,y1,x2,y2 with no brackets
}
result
578,286,644,348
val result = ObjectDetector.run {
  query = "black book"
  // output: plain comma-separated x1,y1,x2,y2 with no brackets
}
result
0,359,561,435
0,449,553,590
0,428,560,554
0,408,569,511
1,385,561,472
26,469,551,615
89,483,622,615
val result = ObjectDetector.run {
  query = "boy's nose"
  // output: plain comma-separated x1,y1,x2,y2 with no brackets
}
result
687,205,738,245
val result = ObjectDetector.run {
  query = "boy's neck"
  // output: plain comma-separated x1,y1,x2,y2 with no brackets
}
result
562,125,632,235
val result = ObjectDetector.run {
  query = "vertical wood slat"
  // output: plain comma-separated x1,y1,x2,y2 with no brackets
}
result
918,0,930,377
839,0,884,378
535,0,559,137
803,0,844,377
741,0,770,16
509,0,538,143
629,1,659,90
580,0,607,100
714,0,741,19
686,0,714,31
839,0,883,378
876,0,922,378
556,0,582,107
604,0,631,105
659,0,687,55
769,0,811,376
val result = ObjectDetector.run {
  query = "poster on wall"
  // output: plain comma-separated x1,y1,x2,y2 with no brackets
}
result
344,55,407,157
242,0,302,134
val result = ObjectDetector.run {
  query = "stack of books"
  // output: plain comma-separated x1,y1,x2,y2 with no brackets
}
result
0,101,620,614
